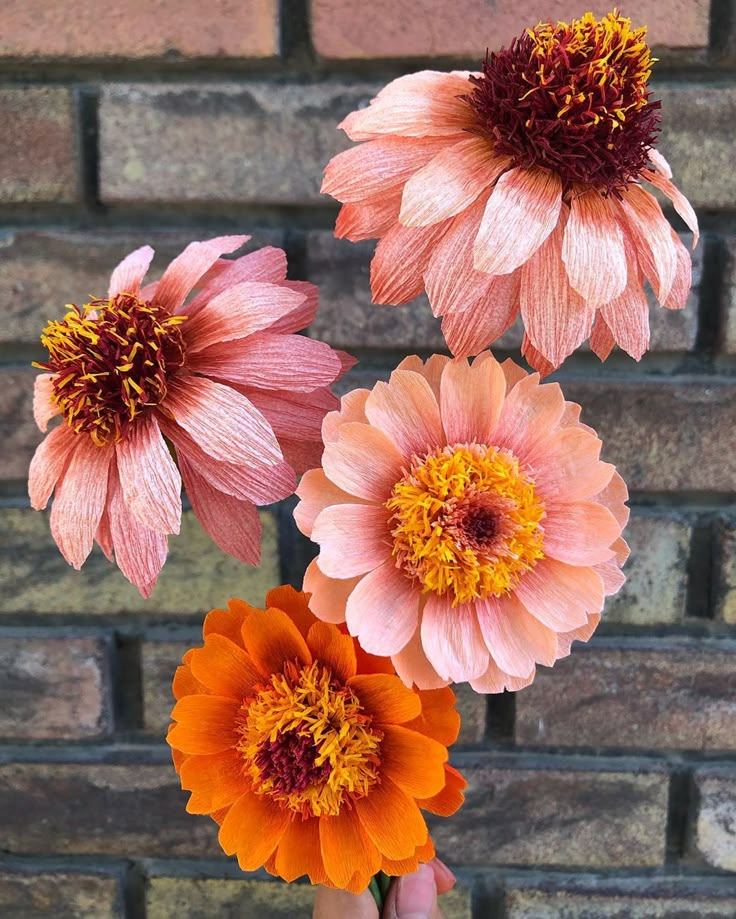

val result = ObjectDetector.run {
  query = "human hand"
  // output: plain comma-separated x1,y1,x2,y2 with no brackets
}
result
312,859,455,919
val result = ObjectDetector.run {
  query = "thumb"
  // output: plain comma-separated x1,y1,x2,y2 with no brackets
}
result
383,863,442,919
313,886,380,919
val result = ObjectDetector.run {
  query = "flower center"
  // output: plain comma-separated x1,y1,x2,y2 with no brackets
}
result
386,444,546,606
237,661,383,817
465,10,660,195
35,294,187,446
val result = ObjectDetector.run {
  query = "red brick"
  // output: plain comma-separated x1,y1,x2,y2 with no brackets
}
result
431,761,668,867
722,237,736,354
692,770,736,871
0,1,278,59
0,372,38,481
515,640,736,751
0,870,122,918
0,88,79,203
99,83,365,204
0,637,111,739
311,1,710,59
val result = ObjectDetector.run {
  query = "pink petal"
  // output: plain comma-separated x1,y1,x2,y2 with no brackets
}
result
28,423,77,510
470,657,535,694
322,422,404,503
542,501,621,565
440,272,520,358
33,374,60,432
526,426,614,503
521,333,557,377
474,167,562,276
397,354,450,402
183,282,306,354
595,558,627,596
344,561,419,655
115,416,181,535
399,137,502,228
664,229,693,310
371,220,449,304
322,136,452,202
440,355,505,445
335,193,403,242
514,558,604,632
178,456,261,565
303,558,360,624
244,387,338,443
95,503,114,562
490,373,565,459
499,357,526,393
295,468,370,538
50,439,113,569
589,314,616,361
185,247,289,317
601,277,650,362
475,593,557,677
364,370,443,457
187,333,342,392
108,245,154,299
643,169,699,246
520,210,595,369
593,471,630,529
322,390,371,444
269,281,320,333
647,148,672,179
274,438,324,478
162,375,281,467
312,503,391,578
392,625,448,690
562,189,627,306
556,612,601,659
155,236,250,313
421,595,488,682
617,185,677,302
107,460,168,597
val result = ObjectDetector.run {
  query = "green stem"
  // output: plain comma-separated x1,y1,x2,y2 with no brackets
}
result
368,872,393,913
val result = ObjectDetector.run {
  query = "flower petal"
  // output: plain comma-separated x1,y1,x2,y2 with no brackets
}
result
404,687,460,746
320,808,381,891
335,193,403,241
440,272,520,358
28,423,76,510
371,220,449,304
312,504,391,578
240,606,312,676
345,561,419,656
475,593,556,677
322,422,404,502
218,791,290,871
294,469,368,538
307,621,357,684
421,594,489,682
179,750,249,814
392,626,448,691
108,245,154,298
380,724,447,799
589,314,616,362
365,370,443,456
302,558,360,625
440,354,506,445
514,558,604,631
186,247,288,317
116,416,181,535
562,189,627,306
188,633,263,700
542,501,620,565
644,169,699,246
618,185,677,302
33,374,60,432
348,673,422,723
155,235,250,313
417,764,466,817
168,695,241,755
274,817,329,886
355,775,428,860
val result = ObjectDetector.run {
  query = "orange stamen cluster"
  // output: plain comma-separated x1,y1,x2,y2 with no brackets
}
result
36,294,187,446
466,10,660,195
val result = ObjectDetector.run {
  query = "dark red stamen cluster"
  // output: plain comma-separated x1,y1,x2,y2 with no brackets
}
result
465,13,661,196
462,505,500,545
255,729,332,796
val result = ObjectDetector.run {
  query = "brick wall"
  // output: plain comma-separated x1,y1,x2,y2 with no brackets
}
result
0,1,735,917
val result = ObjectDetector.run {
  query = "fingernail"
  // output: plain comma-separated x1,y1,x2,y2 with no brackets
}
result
395,863,436,919
432,858,457,889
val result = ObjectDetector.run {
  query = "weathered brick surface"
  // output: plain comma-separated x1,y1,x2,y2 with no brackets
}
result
723,237,736,355
454,683,486,746
0,762,221,857
311,1,710,58
0,1,278,59
0,637,111,739
715,518,736,624
0,87,79,203
693,771,736,871
0,373,39,480
515,640,736,751
99,83,367,204
430,763,668,867
0,870,123,918
0,230,284,345
0,508,280,616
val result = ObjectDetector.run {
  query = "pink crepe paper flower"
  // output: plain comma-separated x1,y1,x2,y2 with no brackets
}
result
29,235,354,597
295,352,628,691
322,11,698,373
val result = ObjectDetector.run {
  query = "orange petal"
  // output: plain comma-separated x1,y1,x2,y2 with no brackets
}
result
381,854,419,876
320,808,381,891
348,674,421,723
274,816,330,885
168,695,240,755
168,732,190,774
307,622,357,684
418,764,466,817
404,687,460,746
203,599,257,647
218,791,291,871
380,724,448,798
266,585,317,639
356,775,428,860
172,657,210,700
188,634,264,700
353,642,396,676
241,607,312,676
180,750,249,814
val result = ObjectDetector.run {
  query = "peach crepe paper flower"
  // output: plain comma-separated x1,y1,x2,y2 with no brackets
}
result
322,11,698,373
29,236,354,597
168,586,466,893
295,352,629,691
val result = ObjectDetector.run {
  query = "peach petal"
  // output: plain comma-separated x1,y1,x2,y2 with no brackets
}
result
542,501,621,566
491,373,565,459
470,657,535,693
50,439,113,569
399,136,501,228
601,277,650,361
116,416,181,535
618,185,677,302
108,244,154,298
33,374,60,432
499,357,526,393
28,423,76,510
345,561,419,655
322,389,371,443
392,624,448,690
644,169,699,246
440,355,506,445
295,468,369,537
594,471,630,529
155,235,250,313
526,426,614,502
365,370,443,457
302,558,360,624
312,504,391,578
268,281,320,333
556,612,601,659
322,422,404,502
521,333,557,377
474,167,562,276
647,148,672,179
95,504,114,562
475,593,557,677
371,220,449,304
397,354,450,402
186,247,288,316
515,558,604,631
421,595,489,682
335,192,403,242
440,272,521,358
589,313,616,362
244,387,338,443
665,229,693,310
595,558,627,596
562,189,627,306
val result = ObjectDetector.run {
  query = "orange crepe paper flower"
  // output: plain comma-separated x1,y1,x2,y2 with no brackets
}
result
295,352,629,691
29,236,354,597
168,586,466,893
322,10,698,373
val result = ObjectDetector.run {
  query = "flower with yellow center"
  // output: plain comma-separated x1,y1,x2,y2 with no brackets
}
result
168,587,466,893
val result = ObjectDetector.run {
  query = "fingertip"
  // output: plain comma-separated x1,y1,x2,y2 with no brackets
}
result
428,857,456,895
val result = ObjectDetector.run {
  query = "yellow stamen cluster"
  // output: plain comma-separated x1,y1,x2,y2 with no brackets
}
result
386,444,546,607
237,661,382,817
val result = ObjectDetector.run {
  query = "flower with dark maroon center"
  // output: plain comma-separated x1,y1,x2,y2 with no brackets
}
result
254,728,332,796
